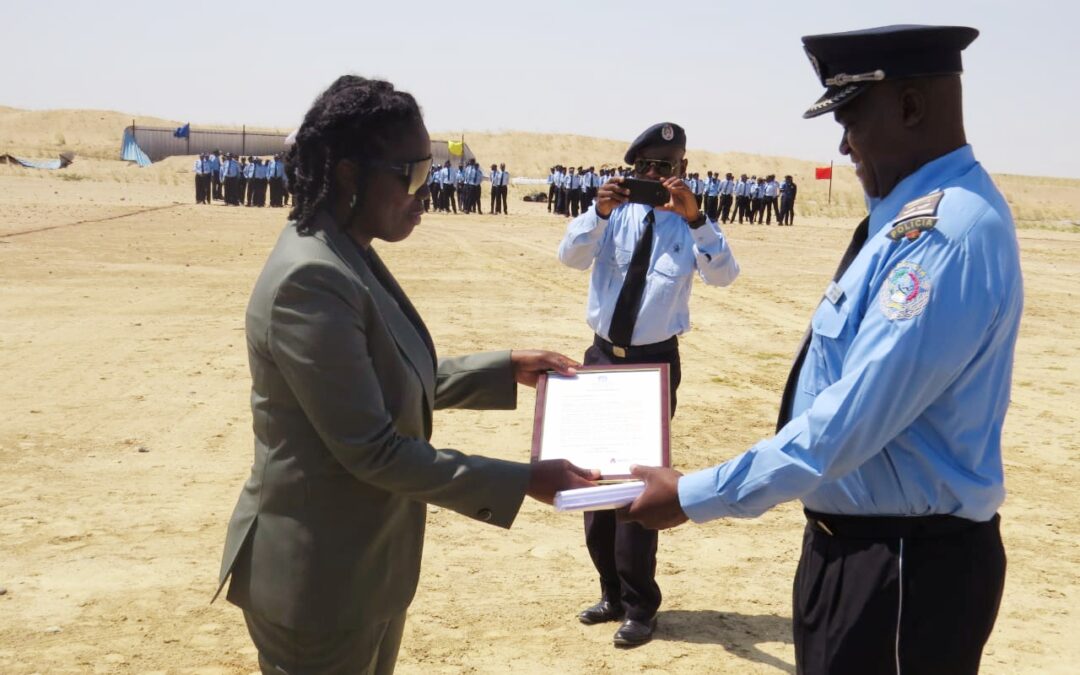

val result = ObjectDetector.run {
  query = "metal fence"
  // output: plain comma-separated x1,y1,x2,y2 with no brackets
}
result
126,124,476,166
127,125,289,161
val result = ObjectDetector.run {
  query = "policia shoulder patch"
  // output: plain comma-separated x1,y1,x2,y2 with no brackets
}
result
887,217,937,241
887,191,944,242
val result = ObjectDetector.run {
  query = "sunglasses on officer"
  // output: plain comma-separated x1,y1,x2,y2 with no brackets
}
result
358,155,433,195
633,158,677,178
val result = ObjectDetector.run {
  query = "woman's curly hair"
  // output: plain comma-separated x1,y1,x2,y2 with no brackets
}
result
284,75,422,233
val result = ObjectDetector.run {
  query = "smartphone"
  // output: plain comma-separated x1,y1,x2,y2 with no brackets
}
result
622,178,670,207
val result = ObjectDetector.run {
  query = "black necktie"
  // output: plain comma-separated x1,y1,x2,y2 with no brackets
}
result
608,210,656,347
775,216,870,431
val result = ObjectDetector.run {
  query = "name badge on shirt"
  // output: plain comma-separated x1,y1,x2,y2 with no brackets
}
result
824,281,844,305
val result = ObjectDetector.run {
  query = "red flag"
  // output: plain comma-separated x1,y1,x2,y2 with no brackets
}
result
815,166,832,180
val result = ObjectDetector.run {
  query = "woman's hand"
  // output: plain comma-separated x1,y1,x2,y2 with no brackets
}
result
526,459,600,504
510,350,580,388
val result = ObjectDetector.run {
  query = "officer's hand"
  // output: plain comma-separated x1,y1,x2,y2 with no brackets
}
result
526,459,600,505
595,177,629,218
510,349,579,388
655,177,700,223
621,465,689,529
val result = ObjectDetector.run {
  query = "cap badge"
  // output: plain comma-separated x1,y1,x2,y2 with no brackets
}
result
661,124,674,141
825,69,886,87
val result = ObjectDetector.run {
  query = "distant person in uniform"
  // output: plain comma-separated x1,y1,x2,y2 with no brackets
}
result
779,174,797,225
717,172,735,223
241,157,253,206
547,165,559,213
625,25,1020,675
209,150,223,201
268,154,286,208
222,153,241,206
255,158,270,207
489,163,501,214
733,173,748,223
558,122,739,648
439,160,457,213
762,174,780,224
497,163,509,215
194,153,210,204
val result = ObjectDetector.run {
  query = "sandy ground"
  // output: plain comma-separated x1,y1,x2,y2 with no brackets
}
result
1,171,1079,675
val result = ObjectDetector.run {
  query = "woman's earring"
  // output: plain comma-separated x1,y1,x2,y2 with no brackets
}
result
349,193,357,209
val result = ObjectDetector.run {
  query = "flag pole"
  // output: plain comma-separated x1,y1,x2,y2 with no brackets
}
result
828,160,833,205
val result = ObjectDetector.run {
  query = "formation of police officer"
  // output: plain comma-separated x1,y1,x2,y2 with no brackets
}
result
548,165,630,217
193,150,288,208
424,158,512,215
546,166,799,224
684,172,798,224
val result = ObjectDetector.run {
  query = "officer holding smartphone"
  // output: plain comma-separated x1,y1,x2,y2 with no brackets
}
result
557,122,740,647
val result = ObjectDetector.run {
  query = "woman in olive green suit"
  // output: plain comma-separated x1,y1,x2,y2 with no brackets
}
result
216,75,595,674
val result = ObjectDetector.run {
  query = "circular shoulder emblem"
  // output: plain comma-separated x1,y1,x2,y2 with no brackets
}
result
879,261,931,320
661,124,674,141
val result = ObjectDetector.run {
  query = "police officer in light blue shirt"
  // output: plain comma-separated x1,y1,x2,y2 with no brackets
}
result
208,150,222,201
717,172,735,223
221,153,241,205
558,122,738,648
625,25,1018,675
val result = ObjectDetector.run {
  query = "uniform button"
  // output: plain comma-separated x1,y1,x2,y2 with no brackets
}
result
477,508,492,522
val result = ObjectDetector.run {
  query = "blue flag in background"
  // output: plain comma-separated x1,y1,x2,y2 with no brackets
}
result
174,123,190,139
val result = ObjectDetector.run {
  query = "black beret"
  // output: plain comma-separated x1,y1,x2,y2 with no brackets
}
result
624,122,686,164
801,24,979,119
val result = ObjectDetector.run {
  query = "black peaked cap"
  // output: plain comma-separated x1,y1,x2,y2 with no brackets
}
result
801,24,979,119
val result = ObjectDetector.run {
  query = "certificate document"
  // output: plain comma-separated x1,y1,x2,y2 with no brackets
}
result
531,365,670,479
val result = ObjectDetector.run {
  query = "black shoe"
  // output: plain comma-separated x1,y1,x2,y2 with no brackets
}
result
578,600,624,625
613,618,656,647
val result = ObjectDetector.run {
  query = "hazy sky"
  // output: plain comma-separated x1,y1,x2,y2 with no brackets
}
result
3,0,1078,177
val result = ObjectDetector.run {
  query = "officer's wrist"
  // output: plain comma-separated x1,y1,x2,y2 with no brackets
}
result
687,212,707,229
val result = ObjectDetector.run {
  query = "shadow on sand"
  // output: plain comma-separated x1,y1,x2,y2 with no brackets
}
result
655,609,795,673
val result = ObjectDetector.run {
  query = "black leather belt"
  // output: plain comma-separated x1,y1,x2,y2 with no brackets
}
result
805,509,993,539
594,334,678,359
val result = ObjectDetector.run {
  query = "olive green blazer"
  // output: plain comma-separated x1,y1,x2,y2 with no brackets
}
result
216,211,530,631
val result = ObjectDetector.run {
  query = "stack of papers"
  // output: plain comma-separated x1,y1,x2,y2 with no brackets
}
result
554,481,646,512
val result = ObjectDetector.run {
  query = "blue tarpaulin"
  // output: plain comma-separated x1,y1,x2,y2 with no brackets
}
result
0,153,74,170
121,127,152,167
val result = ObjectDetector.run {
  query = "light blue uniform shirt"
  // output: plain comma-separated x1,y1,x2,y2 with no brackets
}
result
208,155,221,174
243,162,255,179
558,203,739,346
706,178,720,196
255,162,269,179
221,159,240,178
679,145,1023,523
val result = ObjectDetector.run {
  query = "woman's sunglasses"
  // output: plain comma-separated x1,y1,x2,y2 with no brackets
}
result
633,158,677,178
359,156,433,195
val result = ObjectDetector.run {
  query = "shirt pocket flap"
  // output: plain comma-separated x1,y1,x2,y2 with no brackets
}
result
811,299,849,339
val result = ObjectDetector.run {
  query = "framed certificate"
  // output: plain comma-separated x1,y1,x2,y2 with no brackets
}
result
530,364,670,479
